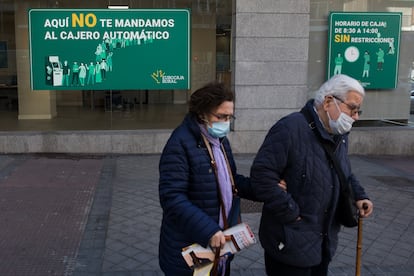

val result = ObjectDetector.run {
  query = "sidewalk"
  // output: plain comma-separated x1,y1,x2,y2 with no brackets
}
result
0,154,413,276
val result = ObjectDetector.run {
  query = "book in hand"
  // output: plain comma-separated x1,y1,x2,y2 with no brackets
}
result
181,223,256,271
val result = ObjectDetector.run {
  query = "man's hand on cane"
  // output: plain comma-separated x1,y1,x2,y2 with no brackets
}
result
357,199,373,218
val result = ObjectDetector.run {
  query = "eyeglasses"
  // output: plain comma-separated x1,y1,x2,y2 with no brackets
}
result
210,112,235,121
332,95,363,116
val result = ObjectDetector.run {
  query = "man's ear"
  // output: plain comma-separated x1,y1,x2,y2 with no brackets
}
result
323,95,333,111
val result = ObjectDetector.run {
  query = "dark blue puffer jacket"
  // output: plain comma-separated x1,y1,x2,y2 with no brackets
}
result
158,113,254,275
251,99,369,267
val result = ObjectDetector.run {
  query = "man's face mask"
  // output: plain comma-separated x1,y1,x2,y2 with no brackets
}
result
327,98,355,135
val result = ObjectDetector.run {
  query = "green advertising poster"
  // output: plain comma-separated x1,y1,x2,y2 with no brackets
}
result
328,12,402,89
29,9,190,90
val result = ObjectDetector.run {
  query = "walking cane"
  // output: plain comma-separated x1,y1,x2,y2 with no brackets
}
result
355,203,368,276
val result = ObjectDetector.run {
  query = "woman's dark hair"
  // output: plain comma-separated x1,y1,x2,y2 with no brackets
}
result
189,82,234,119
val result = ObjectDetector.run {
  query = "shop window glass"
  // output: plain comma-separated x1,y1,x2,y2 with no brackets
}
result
0,0,232,131
309,0,414,124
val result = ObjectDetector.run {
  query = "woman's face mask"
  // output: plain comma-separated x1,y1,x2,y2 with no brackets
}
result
204,101,234,138
207,121,230,138
327,99,355,135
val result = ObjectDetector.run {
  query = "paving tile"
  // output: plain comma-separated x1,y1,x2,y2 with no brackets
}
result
0,156,103,276
2,154,414,275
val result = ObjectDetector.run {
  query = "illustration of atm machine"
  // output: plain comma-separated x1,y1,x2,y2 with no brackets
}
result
45,56,63,86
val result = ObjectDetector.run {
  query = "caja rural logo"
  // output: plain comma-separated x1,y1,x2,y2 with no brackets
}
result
151,69,185,84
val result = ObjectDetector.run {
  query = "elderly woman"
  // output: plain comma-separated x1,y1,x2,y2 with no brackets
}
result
158,82,255,275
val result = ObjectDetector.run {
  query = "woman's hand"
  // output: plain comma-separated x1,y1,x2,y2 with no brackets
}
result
278,179,287,192
209,230,226,249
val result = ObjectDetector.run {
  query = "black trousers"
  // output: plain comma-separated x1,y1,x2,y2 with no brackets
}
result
264,252,329,276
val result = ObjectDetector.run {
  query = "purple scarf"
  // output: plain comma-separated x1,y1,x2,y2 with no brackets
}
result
199,125,233,228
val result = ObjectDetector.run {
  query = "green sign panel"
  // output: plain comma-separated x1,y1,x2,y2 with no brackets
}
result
328,12,401,89
29,9,190,90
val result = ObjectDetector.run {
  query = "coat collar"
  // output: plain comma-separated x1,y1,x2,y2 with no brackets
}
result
302,99,346,144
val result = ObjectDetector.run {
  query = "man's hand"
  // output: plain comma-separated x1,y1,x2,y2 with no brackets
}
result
357,199,373,218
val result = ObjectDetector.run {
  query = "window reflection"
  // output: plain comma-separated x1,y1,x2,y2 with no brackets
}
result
0,0,233,131
308,0,414,123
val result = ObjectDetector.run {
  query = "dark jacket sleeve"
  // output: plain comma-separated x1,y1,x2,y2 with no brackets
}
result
250,122,300,224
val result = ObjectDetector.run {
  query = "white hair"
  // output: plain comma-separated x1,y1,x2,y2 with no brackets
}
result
314,74,365,106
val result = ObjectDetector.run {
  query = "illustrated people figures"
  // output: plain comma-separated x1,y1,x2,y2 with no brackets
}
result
71,61,80,86
362,50,370,78
100,59,108,80
333,52,343,75
78,62,87,86
95,61,102,83
251,74,373,276
87,62,95,85
95,44,103,62
376,47,385,70
104,38,112,54
158,82,256,275
106,52,113,72
62,60,70,86
100,40,107,61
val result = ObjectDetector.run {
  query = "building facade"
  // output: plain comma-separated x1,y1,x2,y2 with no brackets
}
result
0,0,413,155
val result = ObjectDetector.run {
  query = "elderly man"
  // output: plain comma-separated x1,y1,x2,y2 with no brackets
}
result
251,74,373,276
